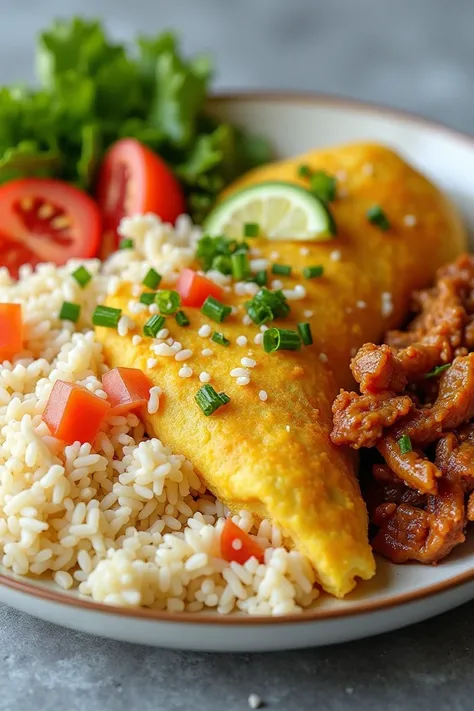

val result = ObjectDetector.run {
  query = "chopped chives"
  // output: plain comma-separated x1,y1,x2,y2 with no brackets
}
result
252,270,268,287
231,251,251,280
310,171,337,202
59,301,80,323
143,314,166,338
303,265,324,279
297,164,312,179
119,238,134,249
175,310,190,327
211,254,232,275
71,265,91,288
195,384,230,416
211,332,230,347
244,223,259,238
297,322,313,346
271,264,292,277
424,363,451,379
139,291,156,305
367,205,391,231
155,290,180,315
251,288,290,319
92,305,122,329
143,268,162,290
234,242,250,253
245,300,273,326
398,434,412,455
201,296,232,323
263,328,302,353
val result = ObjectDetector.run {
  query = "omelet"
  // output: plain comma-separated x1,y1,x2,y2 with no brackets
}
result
96,143,466,598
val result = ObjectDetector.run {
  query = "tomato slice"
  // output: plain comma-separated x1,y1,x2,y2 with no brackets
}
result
96,139,186,257
0,178,101,278
220,519,265,565
177,268,223,307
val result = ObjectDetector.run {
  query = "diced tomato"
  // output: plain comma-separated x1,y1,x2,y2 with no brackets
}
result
0,178,101,278
96,139,185,257
177,268,223,308
0,303,23,361
102,366,152,415
42,380,111,445
220,519,265,565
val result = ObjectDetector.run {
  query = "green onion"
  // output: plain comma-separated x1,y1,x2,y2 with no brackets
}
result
211,332,230,347
119,238,134,249
195,235,238,271
71,266,92,288
398,434,412,455
92,305,122,329
143,314,166,338
59,301,80,323
251,288,290,319
231,251,251,280
175,310,190,327
251,269,268,287
139,291,156,305
211,254,232,275
297,164,312,179
201,296,232,323
297,322,313,346
195,384,231,416
424,363,451,379
302,265,324,279
245,300,273,326
244,223,259,238
367,205,391,231
310,171,337,202
155,290,180,315
143,268,162,290
263,328,302,353
271,264,292,277
234,242,250,253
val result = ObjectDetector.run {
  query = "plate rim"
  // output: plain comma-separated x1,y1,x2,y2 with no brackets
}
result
3,90,474,627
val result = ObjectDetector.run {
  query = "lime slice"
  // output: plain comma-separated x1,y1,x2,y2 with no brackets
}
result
204,181,336,241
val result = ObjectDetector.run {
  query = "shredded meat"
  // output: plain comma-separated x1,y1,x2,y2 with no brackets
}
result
331,253,474,565
331,390,413,449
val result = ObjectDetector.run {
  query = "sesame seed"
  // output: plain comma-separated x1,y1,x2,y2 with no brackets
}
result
230,367,251,378
271,279,283,290
300,247,310,256
157,328,169,340
269,250,280,260
175,349,193,362
201,348,213,357
178,366,193,378
242,314,252,326
248,693,262,709
319,353,328,363
236,336,248,347
330,250,342,261
258,390,268,402
152,343,175,356
249,247,261,257
285,425,291,432
148,303,159,314
234,281,248,296
254,333,264,345
170,341,182,353
199,371,211,383
241,357,256,368
381,291,393,317
403,214,417,227
236,376,250,386
231,306,238,315
260,324,269,333
147,358,158,369
356,300,367,309
362,162,374,176
198,324,212,338
128,300,146,315
244,282,259,296
303,309,314,318
250,258,269,272
283,285,306,301
232,539,243,550
131,284,141,297
132,335,143,346
147,386,162,415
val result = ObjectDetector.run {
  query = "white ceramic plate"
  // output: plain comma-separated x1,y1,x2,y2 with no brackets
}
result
3,93,474,652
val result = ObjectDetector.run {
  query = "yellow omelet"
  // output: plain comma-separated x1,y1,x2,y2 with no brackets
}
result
96,143,466,598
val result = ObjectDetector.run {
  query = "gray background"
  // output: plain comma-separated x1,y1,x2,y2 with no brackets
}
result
0,0,473,709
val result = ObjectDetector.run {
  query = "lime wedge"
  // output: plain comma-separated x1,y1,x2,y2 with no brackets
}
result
204,181,337,241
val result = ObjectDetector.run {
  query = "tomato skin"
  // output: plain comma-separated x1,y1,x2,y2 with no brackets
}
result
0,303,23,361
102,366,152,415
97,139,186,255
220,519,265,565
0,178,101,276
177,268,223,307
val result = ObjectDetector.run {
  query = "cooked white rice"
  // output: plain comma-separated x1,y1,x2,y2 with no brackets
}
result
0,214,318,615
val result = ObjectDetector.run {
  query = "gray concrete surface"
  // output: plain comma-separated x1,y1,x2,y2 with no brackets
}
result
0,0,473,708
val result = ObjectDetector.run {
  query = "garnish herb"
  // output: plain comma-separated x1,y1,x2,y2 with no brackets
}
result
244,223,259,238
424,363,451,379
297,322,313,346
155,290,180,315
398,434,412,455
271,264,292,277
143,314,166,338
231,251,251,280
248,288,290,320
263,328,302,353
297,164,312,179
143,268,162,290
211,254,232,275
251,269,268,287
119,238,134,249
211,332,230,347
302,265,324,279
201,295,232,323
71,266,91,288
310,171,337,203
175,310,190,327
367,205,391,231
92,305,122,328
245,300,273,326
139,291,156,305
195,384,230,416
59,301,80,323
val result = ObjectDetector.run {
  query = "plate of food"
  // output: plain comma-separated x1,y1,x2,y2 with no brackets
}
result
1,17,474,652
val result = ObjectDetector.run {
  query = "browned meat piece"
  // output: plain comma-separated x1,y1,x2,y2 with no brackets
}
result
377,436,442,494
435,429,474,492
331,390,413,449
365,464,427,515
467,492,474,521
351,343,407,394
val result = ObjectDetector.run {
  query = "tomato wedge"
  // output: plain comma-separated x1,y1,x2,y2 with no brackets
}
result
0,303,23,362
220,519,265,565
177,268,223,307
96,139,185,257
0,178,101,278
